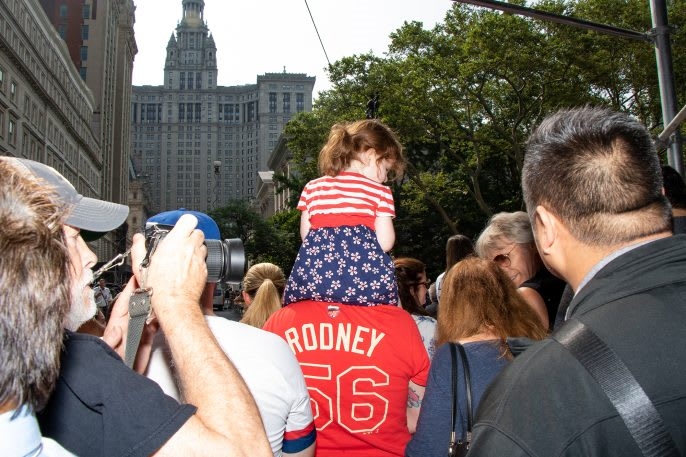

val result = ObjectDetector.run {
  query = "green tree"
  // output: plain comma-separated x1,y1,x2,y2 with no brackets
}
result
210,200,278,266
270,0,686,272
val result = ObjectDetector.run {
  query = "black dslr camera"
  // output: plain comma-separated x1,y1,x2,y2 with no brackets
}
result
144,222,245,283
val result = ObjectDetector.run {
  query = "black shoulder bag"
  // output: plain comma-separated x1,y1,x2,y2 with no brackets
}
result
553,319,680,457
448,343,472,457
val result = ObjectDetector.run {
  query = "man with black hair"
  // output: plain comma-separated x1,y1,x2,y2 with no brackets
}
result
468,107,686,456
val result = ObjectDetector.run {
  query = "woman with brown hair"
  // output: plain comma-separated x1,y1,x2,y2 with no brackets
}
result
406,257,547,456
394,257,437,359
240,263,286,329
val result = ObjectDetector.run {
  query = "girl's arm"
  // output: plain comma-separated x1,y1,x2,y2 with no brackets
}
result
300,209,311,241
375,216,395,252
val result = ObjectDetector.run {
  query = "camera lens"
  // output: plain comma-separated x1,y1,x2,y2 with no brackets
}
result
204,238,245,283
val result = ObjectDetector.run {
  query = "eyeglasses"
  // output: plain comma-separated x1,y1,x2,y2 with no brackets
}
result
415,279,431,288
492,245,516,267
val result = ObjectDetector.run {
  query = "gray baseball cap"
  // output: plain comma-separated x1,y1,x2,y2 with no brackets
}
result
3,157,129,233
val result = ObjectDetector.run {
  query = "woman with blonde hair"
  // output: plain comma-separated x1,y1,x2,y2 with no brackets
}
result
240,263,286,329
406,257,547,456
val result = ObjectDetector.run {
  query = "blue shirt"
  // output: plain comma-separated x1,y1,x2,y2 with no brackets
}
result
406,341,509,457
0,405,74,456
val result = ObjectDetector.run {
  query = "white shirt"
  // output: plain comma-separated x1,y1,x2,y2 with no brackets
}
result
0,405,75,456
412,314,438,360
145,315,314,456
93,285,111,308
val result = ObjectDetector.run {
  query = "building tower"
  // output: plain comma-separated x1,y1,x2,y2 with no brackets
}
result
131,0,315,215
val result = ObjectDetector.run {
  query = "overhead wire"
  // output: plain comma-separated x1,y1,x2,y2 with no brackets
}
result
303,0,332,70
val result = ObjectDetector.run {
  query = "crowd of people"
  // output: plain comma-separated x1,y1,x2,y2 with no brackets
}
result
2,106,685,456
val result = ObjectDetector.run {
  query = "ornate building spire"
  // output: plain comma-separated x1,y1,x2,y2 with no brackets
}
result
181,0,205,25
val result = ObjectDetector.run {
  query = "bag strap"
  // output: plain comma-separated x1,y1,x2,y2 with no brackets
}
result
449,343,474,453
456,343,473,441
449,343,458,454
553,319,680,457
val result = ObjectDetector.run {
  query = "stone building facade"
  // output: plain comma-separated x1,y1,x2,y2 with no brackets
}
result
0,0,136,261
131,0,315,214
39,0,137,207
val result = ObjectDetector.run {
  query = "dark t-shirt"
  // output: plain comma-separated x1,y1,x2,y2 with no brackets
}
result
520,267,566,330
38,331,196,457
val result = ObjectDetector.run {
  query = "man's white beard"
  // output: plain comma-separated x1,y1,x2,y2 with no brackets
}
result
65,269,97,331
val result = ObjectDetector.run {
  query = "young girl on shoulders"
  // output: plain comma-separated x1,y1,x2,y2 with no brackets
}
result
283,119,406,306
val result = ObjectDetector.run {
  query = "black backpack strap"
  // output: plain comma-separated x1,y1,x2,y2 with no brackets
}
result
553,319,680,457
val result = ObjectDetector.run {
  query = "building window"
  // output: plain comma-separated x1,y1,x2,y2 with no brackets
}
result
81,25,89,40
82,4,91,19
80,46,88,61
59,4,68,17
8,118,16,146
188,72,194,90
10,81,16,103
283,93,291,113
0,67,4,93
79,67,87,80
196,72,201,89
180,72,185,90
57,24,66,39
296,93,304,112
186,103,193,122
269,92,277,113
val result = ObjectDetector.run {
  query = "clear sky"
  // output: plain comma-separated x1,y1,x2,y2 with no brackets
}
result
132,0,454,97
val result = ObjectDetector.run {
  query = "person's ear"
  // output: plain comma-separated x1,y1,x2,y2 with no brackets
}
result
362,148,376,165
241,290,252,307
533,205,558,255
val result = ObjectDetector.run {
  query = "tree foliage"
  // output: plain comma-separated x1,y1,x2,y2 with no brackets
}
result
267,0,685,279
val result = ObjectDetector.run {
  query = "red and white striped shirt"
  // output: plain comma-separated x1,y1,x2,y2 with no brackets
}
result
298,172,395,228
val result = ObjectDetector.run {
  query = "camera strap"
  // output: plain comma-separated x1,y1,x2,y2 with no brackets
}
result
125,288,152,368
124,235,161,368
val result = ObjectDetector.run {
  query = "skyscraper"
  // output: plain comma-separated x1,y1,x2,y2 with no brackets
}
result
131,0,315,217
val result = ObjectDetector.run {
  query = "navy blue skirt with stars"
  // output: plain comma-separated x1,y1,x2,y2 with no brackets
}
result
284,225,398,306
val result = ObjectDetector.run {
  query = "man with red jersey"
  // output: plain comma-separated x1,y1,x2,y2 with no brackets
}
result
264,301,429,457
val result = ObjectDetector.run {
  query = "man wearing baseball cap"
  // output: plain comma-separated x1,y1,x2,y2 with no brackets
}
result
0,158,75,455
144,209,316,457
0,158,271,456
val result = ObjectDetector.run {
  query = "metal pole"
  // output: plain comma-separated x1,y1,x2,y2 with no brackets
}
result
451,0,651,42
657,104,686,147
650,0,683,175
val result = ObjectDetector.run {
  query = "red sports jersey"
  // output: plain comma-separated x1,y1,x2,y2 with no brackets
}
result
264,301,430,457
